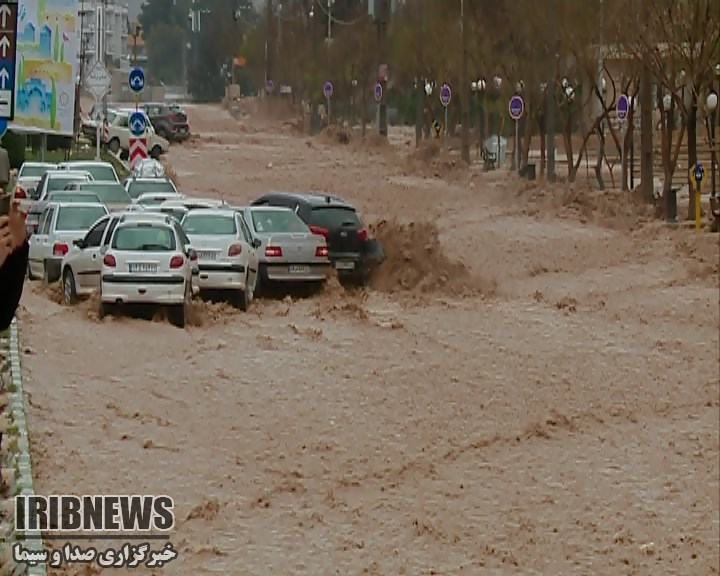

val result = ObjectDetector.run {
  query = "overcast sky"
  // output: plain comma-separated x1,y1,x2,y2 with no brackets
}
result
126,0,265,23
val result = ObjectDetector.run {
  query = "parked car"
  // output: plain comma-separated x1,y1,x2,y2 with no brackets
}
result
27,201,110,282
57,160,120,183
25,171,95,237
134,192,185,208
141,103,190,142
144,203,189,223
159,197,228,211
181,208,259,310
12,162,57,208
98,217,198,328
251,192,384,284
47,191,103,204
64,181,132,211
61,211,199,306
234,205,330,293
82,105,118,140
106,109,169,159
125,177,179,200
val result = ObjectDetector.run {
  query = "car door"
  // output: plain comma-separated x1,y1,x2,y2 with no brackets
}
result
237,213,258,289
73,217,110,290
29,206,54,276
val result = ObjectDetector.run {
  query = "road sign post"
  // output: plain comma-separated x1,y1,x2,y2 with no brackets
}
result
693,162,704,230
129,111,146,138
509,95,525,173
0,2,19,128
323,81,333,127
129,137,148,170
86,59,113,160
439,84,452,148
617,94,629,191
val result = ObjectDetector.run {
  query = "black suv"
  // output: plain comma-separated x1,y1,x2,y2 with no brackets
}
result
141,103,190,142
251,192,384,282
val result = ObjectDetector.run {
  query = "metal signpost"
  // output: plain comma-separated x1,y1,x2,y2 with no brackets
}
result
693,162,704,230
85,59,112,160
439,83,451,148
616,94,629,191
509,95,525,172
374,82,383,103
323,81,333,127
128,66,146,168
0,2,19,141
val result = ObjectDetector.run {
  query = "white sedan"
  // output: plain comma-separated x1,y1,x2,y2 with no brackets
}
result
99,217,197,328
181,208,260,311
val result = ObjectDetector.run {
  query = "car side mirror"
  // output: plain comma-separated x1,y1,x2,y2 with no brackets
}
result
74,238,85,249
252,238,262,249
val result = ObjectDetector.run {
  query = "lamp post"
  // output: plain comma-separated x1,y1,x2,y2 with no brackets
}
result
471,78,486,157
707,89,717,200
493,75,502,166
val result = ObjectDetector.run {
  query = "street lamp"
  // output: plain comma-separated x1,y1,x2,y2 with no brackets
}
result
707,89,717,199
492,76,502,164
471,78,486,148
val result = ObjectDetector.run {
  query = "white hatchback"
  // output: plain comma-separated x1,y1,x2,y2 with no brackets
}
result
100,219,197,327
181,208,260,310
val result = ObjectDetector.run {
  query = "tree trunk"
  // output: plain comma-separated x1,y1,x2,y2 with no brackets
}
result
361,79,368,138
687,94,698,220
595,122,605,190
562,113,576,182
539,113,546,176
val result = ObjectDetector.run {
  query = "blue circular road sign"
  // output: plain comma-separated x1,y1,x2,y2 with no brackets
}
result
128,67,145,92
129,111,147,137
266,79,274,93
324,81,334,99
509,95,525,120
439,83,452,107
0,118,7,139
616,94,629,121
694,162,704,181
374,82,383,102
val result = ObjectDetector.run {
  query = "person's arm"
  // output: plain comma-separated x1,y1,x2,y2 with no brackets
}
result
0,241,29,330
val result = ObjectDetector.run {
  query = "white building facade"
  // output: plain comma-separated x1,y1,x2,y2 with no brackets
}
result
77,0,129,69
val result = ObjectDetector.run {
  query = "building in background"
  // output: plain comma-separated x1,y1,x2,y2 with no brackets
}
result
77,0,129,72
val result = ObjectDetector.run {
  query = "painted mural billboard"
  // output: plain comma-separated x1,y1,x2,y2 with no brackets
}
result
9,0,79,136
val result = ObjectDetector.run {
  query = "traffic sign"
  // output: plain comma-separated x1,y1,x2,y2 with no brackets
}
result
323,81,333,99
616,94,629,121
374,82,382,102
509,95,525,120
0,2,18,121
129,137,148,170
439,83,451,107
694,162,704,183
266,79,274,93
128,67,145,92
128,111,146,137
85,59,112,101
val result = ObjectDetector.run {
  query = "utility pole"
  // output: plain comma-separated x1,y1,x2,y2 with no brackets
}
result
266,0,274,93
460,0,469,163
101,0,107,119
377,0,389,137
415,0,423,147
546,0,556,182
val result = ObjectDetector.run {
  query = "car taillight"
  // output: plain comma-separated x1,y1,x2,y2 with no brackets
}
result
103,254,116,267
52,242,69,256
265,245,282,257
228,243,243,257
357,228,368,241
315,245,328,258
14,187,27,199
189,249,198,261
309,225,329,238
169,255,184,268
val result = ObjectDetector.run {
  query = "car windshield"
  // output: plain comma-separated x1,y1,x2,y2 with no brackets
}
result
19,164,54,178
48,176,89,192
47,192,101,204
55,206,108,231
112,225,176,251
309,206,361,229
69,164,117,182
127,180,176,199
183,214,237,235
80,183,130,204
251,209,308,234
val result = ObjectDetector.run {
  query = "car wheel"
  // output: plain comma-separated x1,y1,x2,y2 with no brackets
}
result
26,262,36,281
255,264,267,297
98,301,110,320
233,273,251,311
62,268,78,305
169,282,190,328
150,145,162,159
108,138,120,153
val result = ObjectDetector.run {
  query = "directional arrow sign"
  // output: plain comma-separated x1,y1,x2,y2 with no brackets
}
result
0,67,9,90
129,67,145,93
0,5,10,29
129,111,146,137
0,35,8,58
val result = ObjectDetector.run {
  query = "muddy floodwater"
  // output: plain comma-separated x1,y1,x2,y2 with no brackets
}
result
14,104,720,575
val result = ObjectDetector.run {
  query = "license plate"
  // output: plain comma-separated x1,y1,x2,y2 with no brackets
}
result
199,251,216,260
129,263,157,273
288,265,310,274
335,261,355,270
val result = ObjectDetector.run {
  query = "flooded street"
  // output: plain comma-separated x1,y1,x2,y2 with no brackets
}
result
17,104,719,575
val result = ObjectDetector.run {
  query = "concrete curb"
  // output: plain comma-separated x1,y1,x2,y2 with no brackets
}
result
4,319,45,576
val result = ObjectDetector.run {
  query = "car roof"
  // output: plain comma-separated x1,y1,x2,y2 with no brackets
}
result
48,190,99,196
48,170,92,178
58,160,113,166
181,207,237,217
247,205,295,212
136,191,183,199
257,191,353,208
46,201,107,210
117,212,176,224
21,161,57,168
128,177,175,184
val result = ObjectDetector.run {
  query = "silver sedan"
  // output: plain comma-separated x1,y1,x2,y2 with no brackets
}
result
235,206,331,292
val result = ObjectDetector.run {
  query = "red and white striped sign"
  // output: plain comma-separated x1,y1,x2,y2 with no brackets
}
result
103,120,110,143
129,137,148,169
